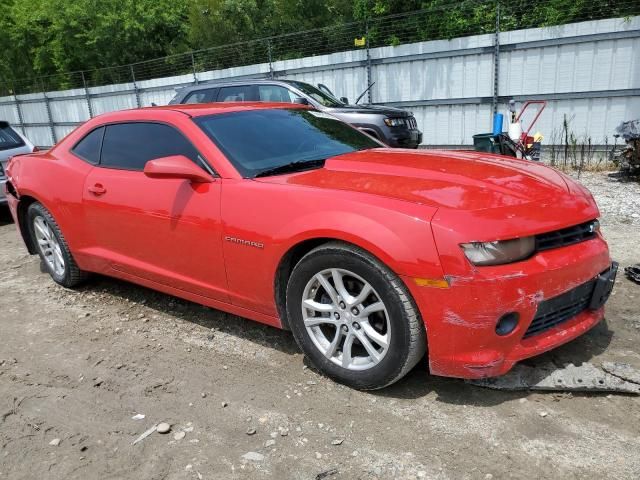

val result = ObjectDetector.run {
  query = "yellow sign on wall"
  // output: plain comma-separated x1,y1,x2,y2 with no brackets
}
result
354,36,366,47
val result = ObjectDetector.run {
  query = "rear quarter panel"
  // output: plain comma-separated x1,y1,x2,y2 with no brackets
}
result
8,150,93,253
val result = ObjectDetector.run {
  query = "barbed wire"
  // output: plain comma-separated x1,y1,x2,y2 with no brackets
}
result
2,0,638,97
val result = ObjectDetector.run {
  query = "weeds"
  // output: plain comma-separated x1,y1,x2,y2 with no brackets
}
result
546,114,617,175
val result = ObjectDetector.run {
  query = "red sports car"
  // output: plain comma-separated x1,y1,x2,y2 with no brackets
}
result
4,103,616,389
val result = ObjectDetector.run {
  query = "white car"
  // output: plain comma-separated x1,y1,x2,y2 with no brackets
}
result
1,121,36,205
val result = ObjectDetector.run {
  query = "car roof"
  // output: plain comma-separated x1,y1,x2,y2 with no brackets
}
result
177,78,301,93
94,102,311,122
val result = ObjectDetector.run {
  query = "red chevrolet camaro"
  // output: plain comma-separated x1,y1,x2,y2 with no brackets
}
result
5,103,617,389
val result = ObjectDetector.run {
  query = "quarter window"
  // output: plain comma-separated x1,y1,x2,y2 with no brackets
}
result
71,126,104,164
101,122,200,171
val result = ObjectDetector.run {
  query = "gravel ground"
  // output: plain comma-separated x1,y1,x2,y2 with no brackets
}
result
566,171,640,226
0,171,639,480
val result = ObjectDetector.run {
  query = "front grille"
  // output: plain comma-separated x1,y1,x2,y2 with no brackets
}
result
523,278,596,339
535,220,598,252
407,117,417,129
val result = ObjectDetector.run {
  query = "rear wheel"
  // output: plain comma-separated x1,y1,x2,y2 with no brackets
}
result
27,202,88,288
286,242,426,390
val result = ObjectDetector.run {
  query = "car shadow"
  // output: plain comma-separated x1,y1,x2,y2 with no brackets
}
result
76,274,615,405
78,275,302,356
0,207,14,226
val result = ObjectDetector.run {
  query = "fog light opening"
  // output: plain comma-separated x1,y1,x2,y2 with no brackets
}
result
496,312,520,336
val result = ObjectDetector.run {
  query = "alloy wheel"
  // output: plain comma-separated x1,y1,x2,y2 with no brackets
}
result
301,268,390,371
33,216,65,277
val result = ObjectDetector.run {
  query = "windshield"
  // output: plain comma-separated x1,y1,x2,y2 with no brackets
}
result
195,108,380,178
287,81,345,108
0,123,25,151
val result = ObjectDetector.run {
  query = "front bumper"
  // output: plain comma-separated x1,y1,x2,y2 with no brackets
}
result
386,129,422,148
404,236,613,379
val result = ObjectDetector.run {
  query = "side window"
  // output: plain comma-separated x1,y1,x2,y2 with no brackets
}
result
217,85,256,102
101,123,200,171
72,126,104,165
257,85,295,103
0,123,26,151
183,89,216,104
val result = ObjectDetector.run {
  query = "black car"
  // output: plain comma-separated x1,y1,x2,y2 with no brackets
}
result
169,79,422,148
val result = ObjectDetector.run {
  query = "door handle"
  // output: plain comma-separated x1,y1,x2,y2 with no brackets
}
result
88,184,107,196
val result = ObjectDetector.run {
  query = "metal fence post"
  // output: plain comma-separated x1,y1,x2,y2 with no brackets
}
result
365,20,373,104
267,39,274,78
492,1,500,116
40,79,57,145
11,85,26,135
191,52,199,85
81,71,94,119
130,65,141,108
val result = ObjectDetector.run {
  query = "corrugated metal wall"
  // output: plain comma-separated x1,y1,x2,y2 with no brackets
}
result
0,16,638,147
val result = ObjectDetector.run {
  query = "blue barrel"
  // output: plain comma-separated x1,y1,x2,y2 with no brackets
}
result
492,113,504,135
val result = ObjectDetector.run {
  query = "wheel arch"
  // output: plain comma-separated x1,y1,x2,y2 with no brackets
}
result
357,127,380,139
273,230,423,331
274,237,334,330
16,194,42,254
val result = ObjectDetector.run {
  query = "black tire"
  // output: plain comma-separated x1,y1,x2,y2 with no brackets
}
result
286,241,426,390
27,202,88,288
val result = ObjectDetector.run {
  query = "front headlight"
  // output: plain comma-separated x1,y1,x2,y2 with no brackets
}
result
461,236,535,266
384,117,404,127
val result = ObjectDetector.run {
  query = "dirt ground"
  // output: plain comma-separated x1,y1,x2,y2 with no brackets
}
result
1,171,639,480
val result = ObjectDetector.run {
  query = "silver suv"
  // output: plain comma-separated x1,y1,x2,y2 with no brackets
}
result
1,121,35,206
169,79,422,148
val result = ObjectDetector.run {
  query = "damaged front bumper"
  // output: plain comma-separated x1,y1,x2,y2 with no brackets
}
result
404,236,614,379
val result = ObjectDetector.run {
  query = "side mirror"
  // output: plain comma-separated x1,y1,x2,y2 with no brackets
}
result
340,97,349,104
293,97,309,105
144,155,214,183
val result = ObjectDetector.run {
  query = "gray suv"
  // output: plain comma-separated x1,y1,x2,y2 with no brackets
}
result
1,121,35,206
169,79,422,148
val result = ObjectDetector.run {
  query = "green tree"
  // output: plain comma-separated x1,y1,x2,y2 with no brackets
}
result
0,0,189,90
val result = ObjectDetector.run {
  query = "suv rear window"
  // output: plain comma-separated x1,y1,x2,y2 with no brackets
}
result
0,122,26,151
184,89,217,104
217,85,256,102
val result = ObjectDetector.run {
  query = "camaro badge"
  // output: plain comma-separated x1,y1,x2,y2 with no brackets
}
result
224,236,264,249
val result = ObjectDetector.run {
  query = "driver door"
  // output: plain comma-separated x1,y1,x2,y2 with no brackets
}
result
81,121,229,302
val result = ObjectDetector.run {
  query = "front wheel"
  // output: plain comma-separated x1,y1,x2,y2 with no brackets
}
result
286,242,426,390
27,202,88,288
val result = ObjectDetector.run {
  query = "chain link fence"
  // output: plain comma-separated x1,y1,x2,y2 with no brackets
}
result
3,0,639,96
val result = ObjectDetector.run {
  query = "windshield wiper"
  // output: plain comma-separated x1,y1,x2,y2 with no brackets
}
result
253,159,326,178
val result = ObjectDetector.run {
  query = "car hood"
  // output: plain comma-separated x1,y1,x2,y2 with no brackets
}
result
258,149,573,212
325,104,411,117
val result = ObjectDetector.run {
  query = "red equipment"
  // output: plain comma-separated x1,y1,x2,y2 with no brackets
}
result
513,100,546,159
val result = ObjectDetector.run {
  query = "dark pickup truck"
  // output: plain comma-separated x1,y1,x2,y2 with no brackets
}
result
169,79,422,148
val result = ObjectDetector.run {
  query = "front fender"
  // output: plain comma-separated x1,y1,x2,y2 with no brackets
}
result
221,179,444,316
274,208,442,279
